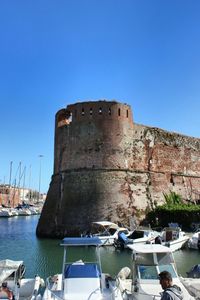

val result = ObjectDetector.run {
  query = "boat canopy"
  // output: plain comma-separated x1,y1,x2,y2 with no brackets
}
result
92,221,119,229
0,259,23,284
61,237,102,246
127,244,172,253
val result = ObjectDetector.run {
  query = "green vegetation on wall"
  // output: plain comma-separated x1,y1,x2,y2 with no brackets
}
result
146,191,200,230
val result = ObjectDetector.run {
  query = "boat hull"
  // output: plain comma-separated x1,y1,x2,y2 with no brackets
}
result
163,236,189,252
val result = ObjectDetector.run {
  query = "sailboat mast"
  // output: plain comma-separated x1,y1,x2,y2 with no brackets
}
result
18,161,22,189
18,161,22,205
28,165,32,202
22,166,26,204
8,161,13,206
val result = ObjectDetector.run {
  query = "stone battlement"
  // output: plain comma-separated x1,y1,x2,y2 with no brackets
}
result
56,101,133,127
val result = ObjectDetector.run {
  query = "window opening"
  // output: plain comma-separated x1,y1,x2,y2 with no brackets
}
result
69,112,72,122
99,107,102,115
126,110,129,118
108,108,111,115
118,108,121,116
90,108,93,115
82,108,85,116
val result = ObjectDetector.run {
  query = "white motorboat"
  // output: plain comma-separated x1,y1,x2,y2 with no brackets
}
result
88,221,131,246
159,226,189,252
17,208,32,216
0,208,13,217
180,277,200,299
188,230,200,249
42,237,123,300
114,228,160,250
29,206,40,215
179,264,200,299
116,243,195,299
10,208,19,216
0,259,43,300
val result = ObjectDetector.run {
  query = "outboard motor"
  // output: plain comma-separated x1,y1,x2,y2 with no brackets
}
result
114,232,133,250
187,264,200,278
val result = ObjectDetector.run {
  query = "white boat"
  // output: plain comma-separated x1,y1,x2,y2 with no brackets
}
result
88,221,131,246
159,226,189,252
17,208,32,216
116,243,195,299
29,206,39,215
42,237,123,300
188,230,200,249
114,228,160,250
10,208,19,216
0,208,13,217
180,277,200,299
0,259,43,300
180,264,200,298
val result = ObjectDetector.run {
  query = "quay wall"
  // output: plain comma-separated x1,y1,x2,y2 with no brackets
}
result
36,100,200,237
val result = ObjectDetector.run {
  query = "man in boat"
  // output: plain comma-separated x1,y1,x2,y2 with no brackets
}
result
159,271,183,300
0,282,14,300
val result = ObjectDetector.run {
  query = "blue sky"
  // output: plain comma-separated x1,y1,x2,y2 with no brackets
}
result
0,0,200,193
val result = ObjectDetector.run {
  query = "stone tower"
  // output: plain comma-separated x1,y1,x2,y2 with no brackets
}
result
37,99,200,238
36,100,134,237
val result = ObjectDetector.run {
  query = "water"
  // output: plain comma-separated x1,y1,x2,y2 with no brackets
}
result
0,216,199,281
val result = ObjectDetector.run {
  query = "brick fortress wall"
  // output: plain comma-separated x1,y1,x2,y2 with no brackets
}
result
36,100,200,237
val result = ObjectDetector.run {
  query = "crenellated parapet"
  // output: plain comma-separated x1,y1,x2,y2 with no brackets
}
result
56,100,133,126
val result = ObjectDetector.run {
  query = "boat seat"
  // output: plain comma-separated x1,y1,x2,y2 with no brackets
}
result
64,263,101,300
64,278,101,300
64,263,101,279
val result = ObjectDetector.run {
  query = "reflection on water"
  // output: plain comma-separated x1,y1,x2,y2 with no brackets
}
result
174,247,200,275
0,216,199,280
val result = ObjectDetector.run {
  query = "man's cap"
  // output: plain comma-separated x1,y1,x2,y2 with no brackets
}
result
158,271,172,281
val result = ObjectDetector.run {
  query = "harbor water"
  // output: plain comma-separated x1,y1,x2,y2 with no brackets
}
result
0,215,199,281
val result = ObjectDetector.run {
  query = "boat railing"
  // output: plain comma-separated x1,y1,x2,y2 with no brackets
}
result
45,277,63,300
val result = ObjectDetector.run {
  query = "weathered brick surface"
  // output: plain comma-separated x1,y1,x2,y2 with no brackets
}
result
36,100,200,237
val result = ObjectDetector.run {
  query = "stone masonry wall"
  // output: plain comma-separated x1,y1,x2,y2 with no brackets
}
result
132,124,200,207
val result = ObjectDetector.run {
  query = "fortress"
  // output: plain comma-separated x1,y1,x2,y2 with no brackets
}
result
36,100,200,238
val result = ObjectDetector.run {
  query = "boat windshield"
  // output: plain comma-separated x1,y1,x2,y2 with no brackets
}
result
138,264,177,280
129,231,145,239
135,251,176,280
157,252,174,264
135,252,174,265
